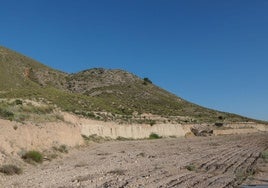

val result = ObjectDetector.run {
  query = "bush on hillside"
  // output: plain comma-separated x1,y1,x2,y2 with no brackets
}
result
0,108,14,120
143,77,152,84
22,150,43,163
149,133,162,139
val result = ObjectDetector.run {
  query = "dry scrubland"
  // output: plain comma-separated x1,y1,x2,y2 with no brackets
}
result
1,133,268,188
1,46,268,188
0,106,268,188
0,99,267,188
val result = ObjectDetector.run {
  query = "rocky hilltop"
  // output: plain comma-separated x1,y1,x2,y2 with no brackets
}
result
1,46,268,186
0,46,261,124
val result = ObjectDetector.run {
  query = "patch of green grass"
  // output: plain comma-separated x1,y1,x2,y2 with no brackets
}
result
0,164,22,175
149,133,162,139
22,150,43,164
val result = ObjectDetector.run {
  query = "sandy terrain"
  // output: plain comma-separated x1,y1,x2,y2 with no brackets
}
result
1,110,266,167
0,118,83,165
0,112,191,166
1,132,267,188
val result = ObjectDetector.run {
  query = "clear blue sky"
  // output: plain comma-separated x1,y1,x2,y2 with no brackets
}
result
1,0,268,121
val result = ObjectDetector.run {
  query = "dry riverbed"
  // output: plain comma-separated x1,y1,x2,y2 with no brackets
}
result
1,133,268,188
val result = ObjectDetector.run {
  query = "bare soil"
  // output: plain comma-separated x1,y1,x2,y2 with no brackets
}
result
1,133,268,188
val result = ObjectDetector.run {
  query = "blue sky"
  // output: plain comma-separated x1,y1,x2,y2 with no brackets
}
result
1,0,268,121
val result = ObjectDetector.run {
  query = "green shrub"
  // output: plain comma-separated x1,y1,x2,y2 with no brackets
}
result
149,119,156,126
186,164,196,171
14,99,23,105
261,150,268,162
0,164,22,175
149,133,162,139
22,150,43,163
143,77,152,84
0,108,14,120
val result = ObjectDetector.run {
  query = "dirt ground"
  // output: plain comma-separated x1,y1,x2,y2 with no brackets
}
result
1,133,268,188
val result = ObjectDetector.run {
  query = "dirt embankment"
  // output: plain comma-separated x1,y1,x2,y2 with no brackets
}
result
0,112,191,165
1,112,267,166
64,112,192,139
0,118,83,165
1,133,268,188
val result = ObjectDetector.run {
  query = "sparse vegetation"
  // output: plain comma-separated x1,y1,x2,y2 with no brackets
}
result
22,150,43,163
108,169,126,175
185,164,196,171
137,152,146,157
14,99,23,105
235,169,256,184
261,150,268,162
143,77,152,84
149,119,156,126
0,108,14,120
45,153,58,161
209,142,220,146
52,145,68,153
116,136,133,141
0,46,266,124
149,133,162,139
0,164,22,175
0,99,63,123
82,134,112,143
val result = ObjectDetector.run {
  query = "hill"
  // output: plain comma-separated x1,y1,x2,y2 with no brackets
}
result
0,46,263,124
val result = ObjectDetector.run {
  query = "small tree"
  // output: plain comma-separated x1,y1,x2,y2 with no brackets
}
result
143,77,152,85
149,133,161,139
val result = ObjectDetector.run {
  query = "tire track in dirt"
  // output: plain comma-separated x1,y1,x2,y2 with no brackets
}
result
1,132,268,188
160,134,268,188
189,134,268,188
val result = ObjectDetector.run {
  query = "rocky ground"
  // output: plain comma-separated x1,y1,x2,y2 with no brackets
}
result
1,132,268,188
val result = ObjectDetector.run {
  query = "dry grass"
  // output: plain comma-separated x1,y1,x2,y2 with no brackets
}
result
261,150,268,162
0,164,22,175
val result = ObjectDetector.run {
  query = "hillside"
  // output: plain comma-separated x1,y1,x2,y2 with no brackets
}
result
0,46,262,124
